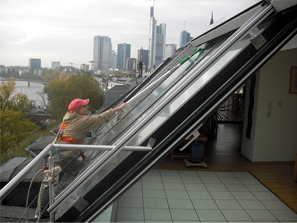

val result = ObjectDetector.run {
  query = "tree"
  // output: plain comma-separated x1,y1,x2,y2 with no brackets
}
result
0,78,39,154
44,71,104,118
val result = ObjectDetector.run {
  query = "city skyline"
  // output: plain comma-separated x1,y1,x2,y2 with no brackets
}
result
0,0,251,68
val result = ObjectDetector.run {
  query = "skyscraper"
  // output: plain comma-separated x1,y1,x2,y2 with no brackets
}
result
137,48,149,73
165,44,177,59
180,30,193,48
155,23,166,68
117,43,131,70
93,35,112,72
148,6,166,70
29,58,41,73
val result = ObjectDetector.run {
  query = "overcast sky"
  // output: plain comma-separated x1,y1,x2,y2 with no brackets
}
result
0,0,250,68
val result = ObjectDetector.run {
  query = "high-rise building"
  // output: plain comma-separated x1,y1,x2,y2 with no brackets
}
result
93,35,112,72
155,23,166,68
117,43,131,70
51,61,60,69
126,58,136,73
180,30,193,48
137,48,149,73
148,6,166,70
165,44,177,59
29,58,41,73
111,51,117,70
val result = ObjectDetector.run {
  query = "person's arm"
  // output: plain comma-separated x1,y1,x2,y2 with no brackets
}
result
113,103,127,112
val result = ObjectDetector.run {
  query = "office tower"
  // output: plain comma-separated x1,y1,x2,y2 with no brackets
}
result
111,51,117,70
148,6,157,70
51,61,60,69
29,58,41,73
165,44,177,59
126,58,136,73
93,35,112,72
155,23,166,68
117,43,131,70
137,48,149,73
180,30,193,47
148,6,166,70
210,11,214,25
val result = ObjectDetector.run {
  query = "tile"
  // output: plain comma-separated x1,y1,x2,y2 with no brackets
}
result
116,207,144,220
201,177,221,184
238,177,261,185
184,183,207,191
160,169,179,176
232,172,253,178
144,198,168,209
179,170,199,177
215,200,242,210
170,209,199,221
142,175,162,182
142,181,164,190
130,181,142,189
252,191,279,200
204,183,228,192
163,182,186,190
197,171,217,177
144,208,172,221
167,198,194,209
246,209,278,221
187,190,213,200
161,175,182,183
215,171,236,178
122,188,142,198
143,189,166,198
146,169,160,176
261,200,290,210
196,210,226,221
181,176,203,184
165,189,190,199
219,177,242,185
210,191,235,200
117,197,143,208
221,210,252,221
237,200,266,210
245,184,269,192
225,184,248,192
271,209,297,221
231,191,257,200
192,199,219,210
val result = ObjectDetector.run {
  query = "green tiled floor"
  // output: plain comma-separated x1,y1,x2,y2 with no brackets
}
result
112,169,297,222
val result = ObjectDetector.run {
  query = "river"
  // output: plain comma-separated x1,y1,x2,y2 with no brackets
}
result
1,79,47,108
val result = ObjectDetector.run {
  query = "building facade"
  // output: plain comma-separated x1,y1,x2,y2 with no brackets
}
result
93,35,112,72
117,43,131,70
29,58,41,73
51,61,60,69
155,23,166,68
165,44,177,59
137,48,149,73
180,30,193,48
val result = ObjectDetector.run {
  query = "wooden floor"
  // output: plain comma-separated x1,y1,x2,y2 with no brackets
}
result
155,121,297,214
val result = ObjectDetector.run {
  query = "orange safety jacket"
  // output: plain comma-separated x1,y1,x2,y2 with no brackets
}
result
57,123,86,162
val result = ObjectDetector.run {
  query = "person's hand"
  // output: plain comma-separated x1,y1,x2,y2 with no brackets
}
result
114,103,127,112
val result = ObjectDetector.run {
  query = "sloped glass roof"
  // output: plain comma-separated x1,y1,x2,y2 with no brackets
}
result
46,1,297,222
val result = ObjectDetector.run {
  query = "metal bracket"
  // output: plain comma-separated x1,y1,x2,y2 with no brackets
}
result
179,124,202,151
249,27,267,50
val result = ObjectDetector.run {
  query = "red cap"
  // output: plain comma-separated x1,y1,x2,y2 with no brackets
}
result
68,98,89,113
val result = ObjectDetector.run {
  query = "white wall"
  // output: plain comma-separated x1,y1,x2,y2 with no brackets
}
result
241,47,297,162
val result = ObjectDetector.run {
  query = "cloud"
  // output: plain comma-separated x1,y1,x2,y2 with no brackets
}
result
0,0,250,67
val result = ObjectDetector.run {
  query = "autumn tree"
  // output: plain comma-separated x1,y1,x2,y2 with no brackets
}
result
0,78,39,156
44,71,104,119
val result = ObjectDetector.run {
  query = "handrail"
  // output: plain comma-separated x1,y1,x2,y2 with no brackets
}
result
0,144,152,202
